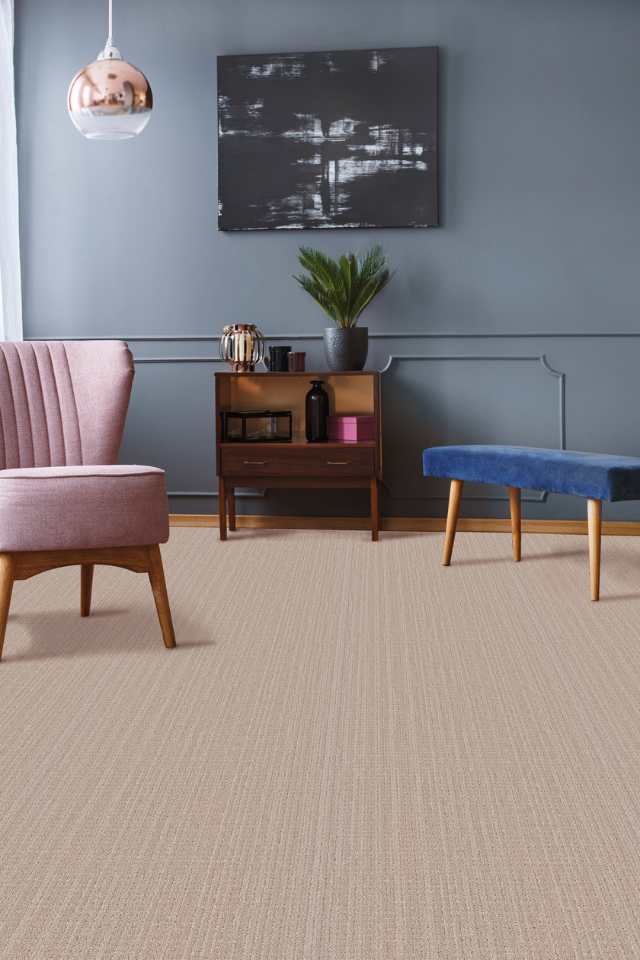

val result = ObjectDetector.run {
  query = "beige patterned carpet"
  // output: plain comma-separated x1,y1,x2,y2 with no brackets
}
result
1,527,640,959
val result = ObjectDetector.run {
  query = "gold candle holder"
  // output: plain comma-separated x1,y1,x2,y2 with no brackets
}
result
219,324,265,372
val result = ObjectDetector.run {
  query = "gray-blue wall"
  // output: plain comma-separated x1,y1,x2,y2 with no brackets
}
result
16,0,640,520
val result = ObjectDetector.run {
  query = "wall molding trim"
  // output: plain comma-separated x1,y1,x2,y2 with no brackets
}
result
169,513,640,536
26,331,640,343
134,357,225,364
168,490,264,498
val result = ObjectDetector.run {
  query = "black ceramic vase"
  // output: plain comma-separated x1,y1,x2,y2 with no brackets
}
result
323,327,368,372
305,380,329,443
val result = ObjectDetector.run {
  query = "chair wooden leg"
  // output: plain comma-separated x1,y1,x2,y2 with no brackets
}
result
508,487,522,562
442,480,463,566
147,545,176,648
0,553,15,661
227,485,237,532
218,476,227,541
588,498,602,601
80,564,94,617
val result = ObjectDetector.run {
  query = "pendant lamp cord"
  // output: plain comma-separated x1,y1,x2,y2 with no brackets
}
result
107,0,113,44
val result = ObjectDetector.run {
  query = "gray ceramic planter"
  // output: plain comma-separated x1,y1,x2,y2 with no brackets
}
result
323,327,369,371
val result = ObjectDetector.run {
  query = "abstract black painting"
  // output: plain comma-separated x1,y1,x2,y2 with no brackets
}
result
217,47,438,231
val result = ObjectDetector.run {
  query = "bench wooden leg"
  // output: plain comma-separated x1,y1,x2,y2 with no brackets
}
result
587,498,602,601
508,487,521,562
442,479,463,566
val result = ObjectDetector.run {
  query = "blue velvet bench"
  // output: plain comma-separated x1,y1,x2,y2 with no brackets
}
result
422,445,640,600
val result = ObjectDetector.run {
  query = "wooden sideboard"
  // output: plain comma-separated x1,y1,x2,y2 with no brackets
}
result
215,371,382,541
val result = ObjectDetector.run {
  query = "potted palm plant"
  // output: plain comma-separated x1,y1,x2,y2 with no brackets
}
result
294,245,392,371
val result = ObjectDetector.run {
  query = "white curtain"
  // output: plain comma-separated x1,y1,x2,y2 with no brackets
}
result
0,0,22,341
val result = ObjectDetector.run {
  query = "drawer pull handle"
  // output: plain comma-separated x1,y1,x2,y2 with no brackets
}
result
243,459,268,465
327,460,350,465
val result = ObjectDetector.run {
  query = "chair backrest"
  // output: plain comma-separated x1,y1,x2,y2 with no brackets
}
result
0,341,134,469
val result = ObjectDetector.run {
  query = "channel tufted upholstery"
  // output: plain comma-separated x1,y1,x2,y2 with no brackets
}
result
0,340,134,469
0,341,169,550
0,340,175,658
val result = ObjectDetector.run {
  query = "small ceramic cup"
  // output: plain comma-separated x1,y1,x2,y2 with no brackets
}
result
265,346,292,371
287,351,306,372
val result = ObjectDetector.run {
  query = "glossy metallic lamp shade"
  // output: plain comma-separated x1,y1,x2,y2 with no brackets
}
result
68,49,152,141
68,0,152,141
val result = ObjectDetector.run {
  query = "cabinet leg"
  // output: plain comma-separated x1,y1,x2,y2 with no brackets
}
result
228,485,236,532
218,477,227,541
370,477,380,542
80,564,94,616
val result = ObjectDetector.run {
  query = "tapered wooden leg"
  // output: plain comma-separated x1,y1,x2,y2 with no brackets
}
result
442,480,463,566
218,476,227,541
147,545,176,648
80,564,94,617
370,477,380,542
0,553,15,661
588,498,602,601
228,485,237,532
508,487,522,562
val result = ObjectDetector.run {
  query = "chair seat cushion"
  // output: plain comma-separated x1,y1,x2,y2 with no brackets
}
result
0,465,169,551
422,445,640,502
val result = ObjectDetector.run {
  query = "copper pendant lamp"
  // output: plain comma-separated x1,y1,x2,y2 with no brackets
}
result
67,0,152,140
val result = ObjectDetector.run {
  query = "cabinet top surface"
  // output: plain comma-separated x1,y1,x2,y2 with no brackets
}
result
215,370,379,379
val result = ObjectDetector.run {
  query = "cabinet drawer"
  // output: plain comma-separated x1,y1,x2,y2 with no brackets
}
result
221,445,375,477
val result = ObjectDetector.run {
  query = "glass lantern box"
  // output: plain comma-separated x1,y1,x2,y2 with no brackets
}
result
221,410,293,443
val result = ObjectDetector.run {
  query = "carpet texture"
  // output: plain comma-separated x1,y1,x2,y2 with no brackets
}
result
1,528,640,959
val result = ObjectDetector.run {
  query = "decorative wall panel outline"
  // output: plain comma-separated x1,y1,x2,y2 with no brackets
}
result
25,333,609,510
381,354,566,503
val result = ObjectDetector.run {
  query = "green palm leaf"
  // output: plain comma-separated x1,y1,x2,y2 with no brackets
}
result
294,245,392,328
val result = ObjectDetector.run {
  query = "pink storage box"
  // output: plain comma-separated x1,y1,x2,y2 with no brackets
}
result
327,415,376,443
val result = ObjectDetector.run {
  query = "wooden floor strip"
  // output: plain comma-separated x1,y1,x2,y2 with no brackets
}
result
169,514,640,536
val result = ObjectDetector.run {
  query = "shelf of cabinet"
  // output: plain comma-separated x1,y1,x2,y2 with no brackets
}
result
214,370,382,541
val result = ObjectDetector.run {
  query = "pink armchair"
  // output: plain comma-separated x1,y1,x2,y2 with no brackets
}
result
0,340,175,659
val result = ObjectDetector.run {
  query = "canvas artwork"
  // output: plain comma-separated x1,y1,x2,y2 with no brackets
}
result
217,47,438,231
